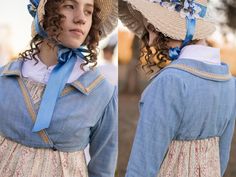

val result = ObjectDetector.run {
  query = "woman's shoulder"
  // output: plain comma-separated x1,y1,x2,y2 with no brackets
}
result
93,67,117,99
149,67,187,89
74,67,116,100
0,59,22,76
141,68,187,101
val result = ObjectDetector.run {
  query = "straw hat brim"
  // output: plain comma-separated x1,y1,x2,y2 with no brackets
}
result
32,0,118,39
119,0,216,40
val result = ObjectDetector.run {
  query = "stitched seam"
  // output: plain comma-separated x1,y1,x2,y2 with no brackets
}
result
166,64,232,80
17,78,49,144
73,81,87,93
1,63,13,75
86,75,104,92
2,71,21,76
60,86,75,97
70,75,104,94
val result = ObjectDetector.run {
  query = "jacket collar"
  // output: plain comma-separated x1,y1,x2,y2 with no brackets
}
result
151,59,232,82
0,59,23,77
0,59,105,95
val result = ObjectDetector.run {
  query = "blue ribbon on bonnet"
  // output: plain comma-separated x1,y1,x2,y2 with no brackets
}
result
27,0,88,132
169,18,196,60
168,0,207,60
28,0,48,38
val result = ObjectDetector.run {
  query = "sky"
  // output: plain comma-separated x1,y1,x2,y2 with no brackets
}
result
0,1,32,54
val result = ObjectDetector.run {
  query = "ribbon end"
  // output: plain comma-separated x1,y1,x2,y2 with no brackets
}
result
32,125,45,133
169,47,181,60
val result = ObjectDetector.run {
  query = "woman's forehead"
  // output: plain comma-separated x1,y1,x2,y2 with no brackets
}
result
63,0,94,6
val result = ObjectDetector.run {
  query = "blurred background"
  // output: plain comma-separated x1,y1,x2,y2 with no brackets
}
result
118,1,236,177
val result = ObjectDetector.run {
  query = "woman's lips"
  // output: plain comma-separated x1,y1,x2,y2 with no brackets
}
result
69,29,84,36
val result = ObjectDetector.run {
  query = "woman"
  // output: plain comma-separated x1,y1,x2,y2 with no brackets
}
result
0,0,117,176
119,0,236,176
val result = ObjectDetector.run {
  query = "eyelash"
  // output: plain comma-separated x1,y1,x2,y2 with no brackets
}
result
64,4,74,9
84,10,93,16
63,4,93,16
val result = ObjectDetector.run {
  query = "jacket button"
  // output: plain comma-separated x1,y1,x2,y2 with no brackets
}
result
52,147,57,151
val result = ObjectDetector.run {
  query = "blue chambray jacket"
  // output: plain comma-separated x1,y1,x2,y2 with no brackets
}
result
0,59,118,177
125,59,236,177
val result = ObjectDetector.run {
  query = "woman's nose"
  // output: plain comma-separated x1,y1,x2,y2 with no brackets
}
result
73,10,86,24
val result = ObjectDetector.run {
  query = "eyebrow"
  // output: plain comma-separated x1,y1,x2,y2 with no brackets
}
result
85,3,94,8
64,0,94,7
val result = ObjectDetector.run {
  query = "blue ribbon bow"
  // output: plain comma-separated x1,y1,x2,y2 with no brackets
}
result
32,46,88,132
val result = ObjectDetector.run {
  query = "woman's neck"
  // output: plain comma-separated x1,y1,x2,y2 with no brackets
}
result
38,40,58,67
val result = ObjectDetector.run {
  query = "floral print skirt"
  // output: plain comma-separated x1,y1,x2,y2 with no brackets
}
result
0,136,88,177
157,137,221,177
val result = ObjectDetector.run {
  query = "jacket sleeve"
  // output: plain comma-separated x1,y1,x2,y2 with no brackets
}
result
88,86,118,177
125,74,187,177
220,77,236,176
219,116,235,176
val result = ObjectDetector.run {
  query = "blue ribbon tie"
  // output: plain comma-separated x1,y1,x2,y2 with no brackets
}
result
182,17,196,47
32,46,87,132
169,47,181,60
168,16,196,60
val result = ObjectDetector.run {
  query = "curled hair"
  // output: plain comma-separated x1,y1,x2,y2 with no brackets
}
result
19,0,102,69
81,4,102,69
139,24,197,75
140,30,170,75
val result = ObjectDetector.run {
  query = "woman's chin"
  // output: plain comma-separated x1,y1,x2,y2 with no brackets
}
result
59,40,84,49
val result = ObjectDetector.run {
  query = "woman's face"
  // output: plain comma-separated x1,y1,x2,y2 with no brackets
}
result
57,0,94,48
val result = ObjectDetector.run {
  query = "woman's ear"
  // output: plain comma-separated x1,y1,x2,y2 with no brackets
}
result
148,30,158,46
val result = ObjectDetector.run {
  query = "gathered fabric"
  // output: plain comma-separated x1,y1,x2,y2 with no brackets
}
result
0,135,88,177
157,137,221,177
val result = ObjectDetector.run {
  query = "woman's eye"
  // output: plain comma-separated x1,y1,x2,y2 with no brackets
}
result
64,4,74,9
84,10,93,16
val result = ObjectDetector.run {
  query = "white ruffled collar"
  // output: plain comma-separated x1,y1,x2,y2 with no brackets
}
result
178,45,221,65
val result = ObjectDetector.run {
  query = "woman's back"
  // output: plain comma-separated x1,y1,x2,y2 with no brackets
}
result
129,58,236,177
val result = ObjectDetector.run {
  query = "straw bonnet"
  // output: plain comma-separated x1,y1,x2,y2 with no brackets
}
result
119,0,216,40
28,0,118,39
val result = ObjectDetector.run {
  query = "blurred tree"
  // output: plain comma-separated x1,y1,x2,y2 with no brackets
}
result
213,0,236,33
215,3,236,177
122,35,142,94
225,1,236,30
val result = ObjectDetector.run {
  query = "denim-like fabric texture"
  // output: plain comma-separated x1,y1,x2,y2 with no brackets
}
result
0,59,118,177
126,59,236,177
